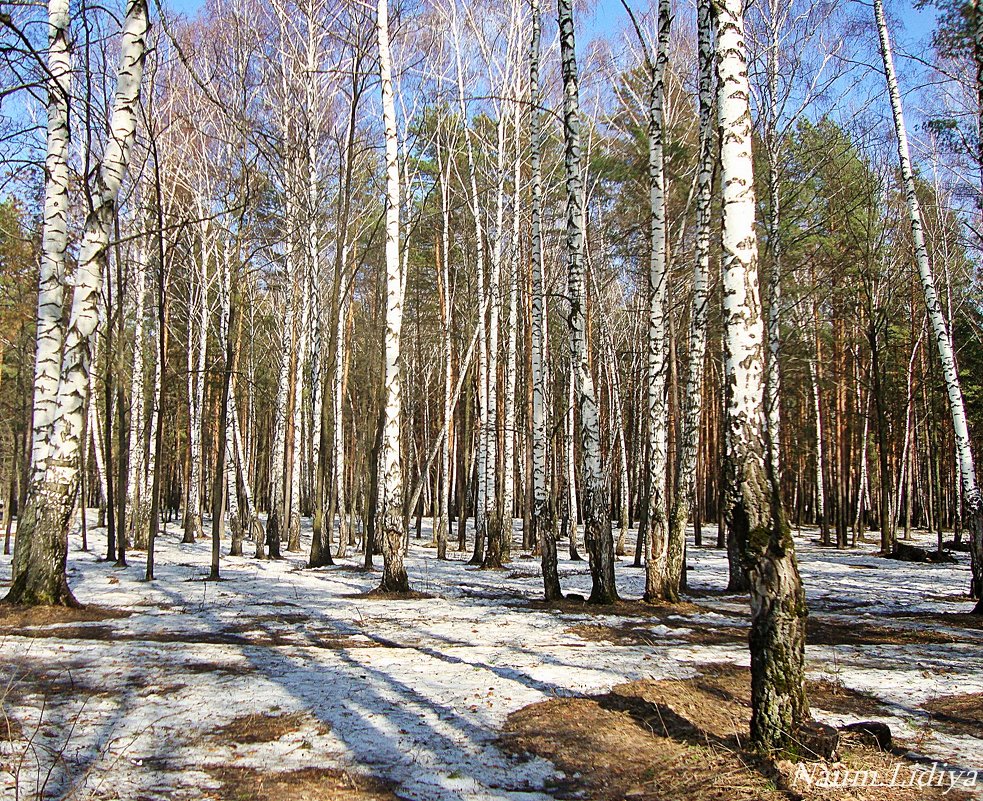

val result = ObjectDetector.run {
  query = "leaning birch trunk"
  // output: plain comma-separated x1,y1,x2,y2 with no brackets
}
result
668,0,714,594
530,0,560,599
126,238,149,549
643,0,672,602
558,0,618,604
376,0,409,593
5,0,148,606
714,0,808,748
874,0,983,607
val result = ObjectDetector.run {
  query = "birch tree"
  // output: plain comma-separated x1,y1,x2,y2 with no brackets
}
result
376,0,410,594
6,0,149,606
558,0,618,604
26,0,72,483
530,0,561,600
633,0,673,603
713,0,808,747
126,236,150,549
668,0,714,596
874,0,983,608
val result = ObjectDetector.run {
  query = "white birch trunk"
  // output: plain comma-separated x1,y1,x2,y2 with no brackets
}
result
874,0,983,604
27,0,73,479
219,237,244,554
126,238,148,548
377,0,409,593
480,115,508,568
715,0,806,746
266,285,294,557
452,11,490,565
530,0,560,599
644,0,672,602
436,144,453,560
332,291,348,556
88,348,110,523
184,216,209,542
288,230,310,554
501,113,522,563
558,0,617,603
668,0,714,591
809,354,826,531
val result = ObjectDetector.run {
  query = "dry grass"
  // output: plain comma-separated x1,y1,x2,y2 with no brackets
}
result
205,766,399,801
209,711,329,745
501,662,973,801
922,692,983,738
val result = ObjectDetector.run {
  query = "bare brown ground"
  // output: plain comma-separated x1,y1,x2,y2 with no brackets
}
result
204,766,399,801
922,692,983,739
806,619,958,646
0,620,379,649
501,663,973,801
210,711,330,744
0,603,129,630
567,614,961,648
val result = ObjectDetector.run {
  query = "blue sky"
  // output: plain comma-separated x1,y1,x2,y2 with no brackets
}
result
164,0,940,45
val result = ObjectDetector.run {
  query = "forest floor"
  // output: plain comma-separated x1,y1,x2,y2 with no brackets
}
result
1,516,982,800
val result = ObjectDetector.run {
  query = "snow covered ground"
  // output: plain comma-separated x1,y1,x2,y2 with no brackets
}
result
1,516,981,800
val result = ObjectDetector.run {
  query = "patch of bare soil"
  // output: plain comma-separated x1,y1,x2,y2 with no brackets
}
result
523,597,718,619
180,661,257,676
567,608,965,649
566,621,744,647
882,611,983,632
0,714,23,741
205,766,399,801
0,623,378,649
210,711,330,744
922,692,983,739
0,603,129,631
501,663,972,801
808,678,887,718
807,618,958,646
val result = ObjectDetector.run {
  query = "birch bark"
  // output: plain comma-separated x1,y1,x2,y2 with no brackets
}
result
714,0,807,747
376,0,410,593
126,238,149,549
668,0,714,595
27,0,73,479
874,0,983,606
6,0,149,606
558,0,617,604
529,0,560,600
643,0,672,602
